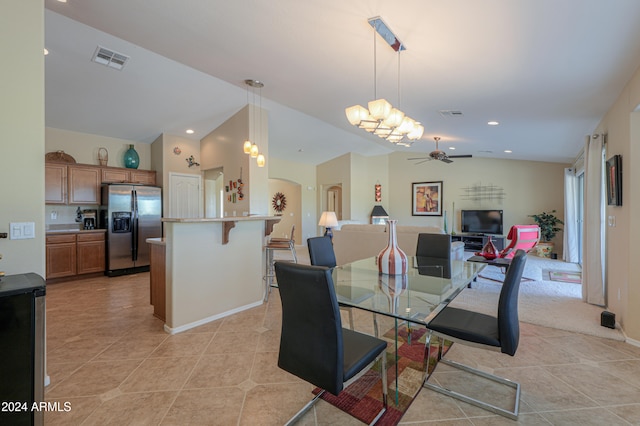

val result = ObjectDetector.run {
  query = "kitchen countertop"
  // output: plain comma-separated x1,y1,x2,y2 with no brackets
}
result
46,225,106,234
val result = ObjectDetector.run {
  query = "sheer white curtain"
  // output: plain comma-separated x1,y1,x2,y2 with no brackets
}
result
563,168,580,263
582,134,606,306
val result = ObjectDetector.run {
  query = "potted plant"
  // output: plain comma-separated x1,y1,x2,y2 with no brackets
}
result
529,210,564,258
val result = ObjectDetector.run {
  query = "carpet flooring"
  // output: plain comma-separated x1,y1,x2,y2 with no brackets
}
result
451,254,624,341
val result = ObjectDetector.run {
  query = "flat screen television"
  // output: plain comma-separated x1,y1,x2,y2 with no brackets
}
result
460,210,503,235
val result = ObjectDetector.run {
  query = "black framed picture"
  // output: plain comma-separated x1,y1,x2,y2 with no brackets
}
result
606,154,622,206
412,181,443,216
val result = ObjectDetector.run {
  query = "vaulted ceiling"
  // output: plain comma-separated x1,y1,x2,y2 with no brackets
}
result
44,0,640,165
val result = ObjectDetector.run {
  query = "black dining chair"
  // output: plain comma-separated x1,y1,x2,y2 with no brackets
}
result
275,261,388,425
423,249,527,420
416,233,452,259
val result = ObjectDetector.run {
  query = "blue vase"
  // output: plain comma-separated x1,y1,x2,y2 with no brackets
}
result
124,144,139,169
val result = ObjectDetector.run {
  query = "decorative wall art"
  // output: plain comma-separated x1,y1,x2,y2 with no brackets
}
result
606,154,622,206
460,182,505,202
375,182,382,202
412,181,442,216
272,192,287,214
186,155,200,168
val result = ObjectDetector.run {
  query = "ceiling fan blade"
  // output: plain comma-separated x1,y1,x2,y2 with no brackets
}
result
413,159,431,165
407,157,430,160
448,154,472,158
440,158,454,164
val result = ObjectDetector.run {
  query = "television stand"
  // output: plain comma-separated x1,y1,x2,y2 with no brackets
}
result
451,233,506,252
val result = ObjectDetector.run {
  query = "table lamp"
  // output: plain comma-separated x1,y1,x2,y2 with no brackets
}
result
318,211,339,240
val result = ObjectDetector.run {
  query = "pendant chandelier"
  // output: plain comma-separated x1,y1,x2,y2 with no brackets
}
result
243,79,266,167
345,17,424,146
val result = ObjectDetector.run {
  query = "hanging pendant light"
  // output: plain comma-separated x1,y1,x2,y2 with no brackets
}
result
243,79,266,166
344,17,424,146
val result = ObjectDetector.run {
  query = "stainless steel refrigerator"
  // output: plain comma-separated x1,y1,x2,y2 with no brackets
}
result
100,184,162,276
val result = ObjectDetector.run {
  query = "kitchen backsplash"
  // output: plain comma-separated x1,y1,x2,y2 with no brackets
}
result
45,205,99,227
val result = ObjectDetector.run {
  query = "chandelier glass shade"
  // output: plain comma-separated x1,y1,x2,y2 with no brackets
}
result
345,17,424,147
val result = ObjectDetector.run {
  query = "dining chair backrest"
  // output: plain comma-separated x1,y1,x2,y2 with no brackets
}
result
307,236,337,268
416,233,451,259
275,261,344,395
497,249,527,355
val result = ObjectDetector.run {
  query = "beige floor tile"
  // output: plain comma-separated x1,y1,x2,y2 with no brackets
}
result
240,382,315,426
160,387,245,425
82,391,177,425
205,330,262,354
94,334,168,361
184,352,255,389
46,336,113,364
251,351,301,384
43,396,102,425
119,356,200,392
401,386,466,422
539,407,631,425
606,403,640,424
149,332,214,358
46,359,142,398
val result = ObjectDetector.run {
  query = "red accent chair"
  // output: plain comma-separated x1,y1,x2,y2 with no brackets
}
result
499,225,541,259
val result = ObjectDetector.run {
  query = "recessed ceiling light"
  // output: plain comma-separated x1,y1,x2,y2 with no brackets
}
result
504,150,512,153
43,48,49,55
488,121,499,126
186,129,194,134
57,0,67,3
448,147,456,150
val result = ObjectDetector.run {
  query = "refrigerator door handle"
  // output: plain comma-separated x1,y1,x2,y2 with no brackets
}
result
132,190,138,262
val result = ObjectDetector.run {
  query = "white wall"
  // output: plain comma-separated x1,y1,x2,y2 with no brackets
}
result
268,157,317,241
268,179,301,241
0,2,45,276
200,105,269,216
593,61,640,341
46,127,151,169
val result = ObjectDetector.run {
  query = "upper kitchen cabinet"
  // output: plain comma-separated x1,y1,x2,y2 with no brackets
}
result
45,163,67,204
68,165,101,205
129,170,156,185
101,167,156,185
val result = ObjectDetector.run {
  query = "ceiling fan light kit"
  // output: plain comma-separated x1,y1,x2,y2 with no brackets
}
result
345,17,424,147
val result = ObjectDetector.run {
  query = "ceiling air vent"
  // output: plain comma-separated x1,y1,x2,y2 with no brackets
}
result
91,46,129,70
438,110,464,118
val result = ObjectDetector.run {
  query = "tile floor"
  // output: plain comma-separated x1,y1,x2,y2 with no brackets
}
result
43,250,640,425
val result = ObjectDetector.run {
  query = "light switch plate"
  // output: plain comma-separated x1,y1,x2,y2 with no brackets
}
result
10,222,35,240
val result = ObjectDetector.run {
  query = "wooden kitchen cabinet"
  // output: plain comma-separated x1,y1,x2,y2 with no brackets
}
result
46,234,77,279
101,167,130,183
68,165,101,205
130,170,156,185
101,167,156,185
45,163,67,204
77,233,105,274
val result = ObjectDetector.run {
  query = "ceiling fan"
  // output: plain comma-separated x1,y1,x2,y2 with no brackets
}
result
407,137,472,164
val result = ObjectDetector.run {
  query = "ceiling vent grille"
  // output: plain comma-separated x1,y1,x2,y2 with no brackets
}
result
91,46,129,70
438,110,464,118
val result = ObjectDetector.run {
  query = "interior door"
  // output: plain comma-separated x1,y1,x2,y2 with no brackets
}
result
168,172,202,218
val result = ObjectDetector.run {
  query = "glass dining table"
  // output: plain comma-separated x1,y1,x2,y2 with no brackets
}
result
331,256,486,403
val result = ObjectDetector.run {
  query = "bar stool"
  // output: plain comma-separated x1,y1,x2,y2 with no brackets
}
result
264,225,297,301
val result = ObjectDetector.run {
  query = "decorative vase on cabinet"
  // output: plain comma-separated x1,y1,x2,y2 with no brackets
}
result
124,144,139,169
377,219,408,275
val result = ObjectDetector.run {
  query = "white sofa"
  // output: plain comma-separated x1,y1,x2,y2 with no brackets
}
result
331,224,465,265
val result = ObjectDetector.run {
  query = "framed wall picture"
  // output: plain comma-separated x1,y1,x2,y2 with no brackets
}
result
412,181,443,216
606,154,622,206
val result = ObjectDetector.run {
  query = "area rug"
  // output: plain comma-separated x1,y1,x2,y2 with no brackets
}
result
545,269,582,284
315,326,449,425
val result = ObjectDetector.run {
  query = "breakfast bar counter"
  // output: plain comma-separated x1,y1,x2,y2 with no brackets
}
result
159,216,280,333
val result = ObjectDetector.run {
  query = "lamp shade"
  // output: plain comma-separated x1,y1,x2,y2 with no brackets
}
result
345,105,369,126
318,211,339,228
407,123,424,140
256,153,265,167
243,140,252,154
368,98,392,120
383,108,405,128
250,143,259,158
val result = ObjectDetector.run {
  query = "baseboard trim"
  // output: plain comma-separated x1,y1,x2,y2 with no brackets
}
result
164,300,264,334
